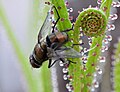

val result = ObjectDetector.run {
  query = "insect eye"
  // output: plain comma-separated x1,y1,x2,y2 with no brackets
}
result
78,8,107,37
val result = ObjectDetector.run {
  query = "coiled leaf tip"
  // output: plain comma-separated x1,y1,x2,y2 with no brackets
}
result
79,8,107,37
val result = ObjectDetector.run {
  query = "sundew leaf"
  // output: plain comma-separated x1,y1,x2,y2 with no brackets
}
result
50,0,82,92
84,0,112,91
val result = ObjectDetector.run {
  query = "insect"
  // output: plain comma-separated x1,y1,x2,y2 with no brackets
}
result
29,6,82,68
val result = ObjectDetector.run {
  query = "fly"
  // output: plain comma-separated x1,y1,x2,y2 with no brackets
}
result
29,6,82,68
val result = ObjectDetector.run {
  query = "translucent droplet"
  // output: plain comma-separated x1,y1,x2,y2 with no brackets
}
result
81,56,87,61
112,1,120,7
99,56,106,62
64,63,69,68
98,69,102,74
97,0,102,5
106,35,112,42
89,40,92,46
59,61,64,66
109,14,118,20
101,47,105,52
66,83,73,92
88,37,92,40
62,68,68,73
66,83,70,89
68,88,72,92
103,39,109,44
88,5,92,8
82,60,87,65
94,73,97,77
94,81,99,88
80,33,83,36
69,8,73,12
95,66,99,71
69,16,73,20
83,8,85,11
67,8,73,12
107,24,115,31
104,46,108,51
101,46,108,52
79,39,83,45
81,56,87,65
65,1,69,6
80,50,85,56
78,10,81,14
83,48,88,53
68,75,73,81
45,1,50,5
91,87,95,92
68,82,73,86
63,75,68,80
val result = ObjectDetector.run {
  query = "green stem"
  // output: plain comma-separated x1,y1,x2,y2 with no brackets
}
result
50,0,82,92
84,0,112,91
50,0,72,30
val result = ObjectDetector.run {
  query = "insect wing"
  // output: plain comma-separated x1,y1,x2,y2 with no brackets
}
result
54,47,83,59
38,11,52,42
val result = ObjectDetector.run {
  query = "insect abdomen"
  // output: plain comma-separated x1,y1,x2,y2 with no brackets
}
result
29,54,42,68
29,43,48,68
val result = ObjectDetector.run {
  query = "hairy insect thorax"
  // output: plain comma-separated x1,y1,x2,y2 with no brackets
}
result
46,32,68,48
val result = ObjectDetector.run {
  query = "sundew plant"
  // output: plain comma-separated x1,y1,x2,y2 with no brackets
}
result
49,0,120,92
0,0,120,92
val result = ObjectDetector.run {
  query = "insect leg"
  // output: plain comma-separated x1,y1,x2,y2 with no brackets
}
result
60,58,76,67
71,43,84,48
59,58,66,63
48,58,69,68
52,6,60,33
50,42,59,49
62,24,74,32
48,59,59,68
48,50,68,68
60,58,76,65
67,59,76,64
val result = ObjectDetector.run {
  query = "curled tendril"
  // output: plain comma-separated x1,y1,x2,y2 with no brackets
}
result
79,8,107,37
